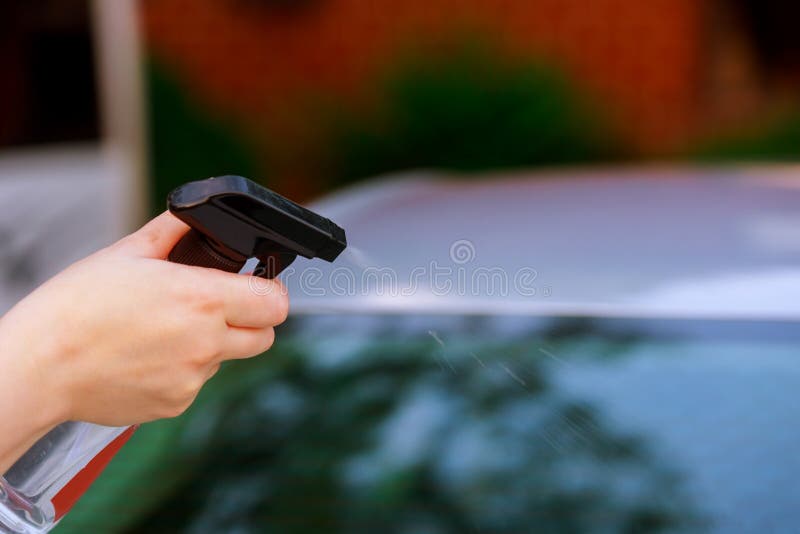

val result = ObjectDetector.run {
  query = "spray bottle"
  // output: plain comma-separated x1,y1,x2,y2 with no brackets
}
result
0,176,347,533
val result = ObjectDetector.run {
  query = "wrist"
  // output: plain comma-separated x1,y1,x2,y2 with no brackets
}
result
0,336,63,473
0,314,68,432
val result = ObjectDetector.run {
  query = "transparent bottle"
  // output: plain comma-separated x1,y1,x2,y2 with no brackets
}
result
0,423,135,533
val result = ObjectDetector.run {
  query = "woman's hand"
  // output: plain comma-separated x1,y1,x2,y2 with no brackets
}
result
0,212,288,432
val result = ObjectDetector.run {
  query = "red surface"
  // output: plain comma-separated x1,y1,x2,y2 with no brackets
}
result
51,425,137,521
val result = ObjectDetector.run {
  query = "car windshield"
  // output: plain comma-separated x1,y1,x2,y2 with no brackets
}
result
119,313,800,534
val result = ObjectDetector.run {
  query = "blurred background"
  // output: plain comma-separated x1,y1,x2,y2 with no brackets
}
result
2,0,800,214
2,1,800,533
3,0,800,307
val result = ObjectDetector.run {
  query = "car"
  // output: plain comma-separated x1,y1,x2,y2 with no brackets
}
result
58,166,800,534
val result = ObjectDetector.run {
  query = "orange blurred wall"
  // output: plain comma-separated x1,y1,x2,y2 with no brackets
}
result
141,0,703,182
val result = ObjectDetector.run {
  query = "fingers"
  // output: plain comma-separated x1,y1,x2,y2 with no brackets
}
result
117,213,289,329
213,272,289,328
117,211,191,259
219,326,275,361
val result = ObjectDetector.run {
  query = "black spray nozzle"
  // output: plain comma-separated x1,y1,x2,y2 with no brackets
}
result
167,175,347,277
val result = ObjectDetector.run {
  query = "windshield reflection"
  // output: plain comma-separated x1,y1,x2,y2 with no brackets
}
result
123,314,779,533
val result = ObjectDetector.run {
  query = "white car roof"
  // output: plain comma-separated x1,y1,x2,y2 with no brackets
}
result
287,166,800,321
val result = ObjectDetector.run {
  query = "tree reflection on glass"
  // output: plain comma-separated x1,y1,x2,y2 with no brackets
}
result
129,315,705,533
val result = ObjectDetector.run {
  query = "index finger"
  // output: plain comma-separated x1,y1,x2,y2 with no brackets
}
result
213,271,290,328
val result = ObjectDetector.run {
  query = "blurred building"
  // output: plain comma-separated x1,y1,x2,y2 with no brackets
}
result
141,0,800,194
0,0,146,313
1,1,798,221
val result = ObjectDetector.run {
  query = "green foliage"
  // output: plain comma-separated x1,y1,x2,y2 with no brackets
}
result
326,42,619,185
693,110,800,161
146,62,261,214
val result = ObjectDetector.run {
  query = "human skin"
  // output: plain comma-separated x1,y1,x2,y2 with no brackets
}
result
0,212,289,474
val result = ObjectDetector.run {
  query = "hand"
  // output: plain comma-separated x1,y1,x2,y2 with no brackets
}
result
0,212,288,429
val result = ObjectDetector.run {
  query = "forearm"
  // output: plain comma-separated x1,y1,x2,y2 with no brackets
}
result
0,318,64,475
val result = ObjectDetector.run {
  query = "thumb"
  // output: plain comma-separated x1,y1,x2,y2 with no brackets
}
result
116,211,191,259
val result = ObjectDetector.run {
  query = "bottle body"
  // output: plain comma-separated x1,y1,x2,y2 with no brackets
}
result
0,422,134,533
